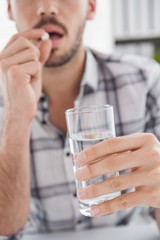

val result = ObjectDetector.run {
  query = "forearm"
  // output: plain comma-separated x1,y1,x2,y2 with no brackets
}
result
0,116,32,236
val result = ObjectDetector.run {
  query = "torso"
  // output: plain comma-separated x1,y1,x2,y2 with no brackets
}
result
48,97,75,134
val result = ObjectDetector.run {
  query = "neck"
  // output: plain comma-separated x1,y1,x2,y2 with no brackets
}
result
42,46,86,101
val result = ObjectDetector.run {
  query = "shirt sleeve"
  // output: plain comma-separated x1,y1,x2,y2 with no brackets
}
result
122,54,160,139
0,204,40,239
0,230,25,240
144,69,160,140
0,197,42,240
0,220,30,240
91,57,160,227
125,57,160,224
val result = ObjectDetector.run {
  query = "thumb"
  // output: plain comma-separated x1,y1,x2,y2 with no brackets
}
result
39,40,52,65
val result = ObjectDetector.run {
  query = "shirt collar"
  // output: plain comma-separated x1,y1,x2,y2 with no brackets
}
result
80,48,99,92
38,48,99,108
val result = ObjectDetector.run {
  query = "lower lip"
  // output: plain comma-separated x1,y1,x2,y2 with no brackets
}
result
50,35,64,47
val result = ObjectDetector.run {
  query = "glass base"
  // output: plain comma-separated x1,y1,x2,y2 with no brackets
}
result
79,191,121,217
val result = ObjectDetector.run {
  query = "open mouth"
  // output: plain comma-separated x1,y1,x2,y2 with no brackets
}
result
40,24,65,46
48,31,63,40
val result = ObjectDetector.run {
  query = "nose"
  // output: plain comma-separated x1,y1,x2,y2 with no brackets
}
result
37,0,59,16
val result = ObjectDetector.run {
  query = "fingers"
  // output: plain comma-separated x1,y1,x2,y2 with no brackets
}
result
77,170,150,201
75,133,157,166
8,61,41,81
0,29,46,122
4,29,45,49
75,150,143,181
90,191,145,217
0,29,51,68
91,184,160,216
19,28,45,40
1,48,40,69
39,39,52,64
1,37,40,59
0,29,52,65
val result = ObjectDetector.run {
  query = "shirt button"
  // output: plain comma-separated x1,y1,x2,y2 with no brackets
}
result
66,152,71,157
42,120,46,125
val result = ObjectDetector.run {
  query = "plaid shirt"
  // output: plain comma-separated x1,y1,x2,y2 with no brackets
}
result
1,49,160,239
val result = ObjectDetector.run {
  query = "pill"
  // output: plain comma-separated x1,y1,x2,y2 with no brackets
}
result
41,32,50,41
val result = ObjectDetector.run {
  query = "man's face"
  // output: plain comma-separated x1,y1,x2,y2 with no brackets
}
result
8,0,96,67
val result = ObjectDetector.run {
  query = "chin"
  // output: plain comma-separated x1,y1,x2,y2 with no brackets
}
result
45,52,71,68
44,56,68,68
44,51,63,67
44,43,81,68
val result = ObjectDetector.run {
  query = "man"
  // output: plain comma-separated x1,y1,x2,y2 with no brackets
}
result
0,0,160,238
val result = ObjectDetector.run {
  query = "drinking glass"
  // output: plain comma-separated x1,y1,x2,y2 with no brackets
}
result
65,105,120,217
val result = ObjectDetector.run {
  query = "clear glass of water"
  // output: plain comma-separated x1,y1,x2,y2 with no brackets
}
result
65,105,121,217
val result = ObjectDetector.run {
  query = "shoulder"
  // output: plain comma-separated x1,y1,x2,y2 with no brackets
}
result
90,48,160,88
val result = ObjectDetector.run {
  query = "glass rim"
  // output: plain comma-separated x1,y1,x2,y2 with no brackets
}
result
65,104,113,115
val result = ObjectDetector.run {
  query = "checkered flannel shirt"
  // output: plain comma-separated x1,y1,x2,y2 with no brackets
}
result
1,48,160,239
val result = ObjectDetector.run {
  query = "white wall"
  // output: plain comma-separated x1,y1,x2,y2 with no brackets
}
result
0,1,17,51
84,0,113,53
0,0,113,53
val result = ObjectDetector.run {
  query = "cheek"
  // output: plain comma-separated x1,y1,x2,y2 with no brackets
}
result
10,1,37,30
65,1,88,22
14,14,32,31
67,18,85,44
64,4,87,34
11,14,25,31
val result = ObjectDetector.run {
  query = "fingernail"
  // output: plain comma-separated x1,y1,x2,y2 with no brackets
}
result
75,168,84,180
75,152,87,164
91,207,101,216
77,188,86,198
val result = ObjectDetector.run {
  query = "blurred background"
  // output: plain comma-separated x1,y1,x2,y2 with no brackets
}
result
1,0,160,62
112,0,160,62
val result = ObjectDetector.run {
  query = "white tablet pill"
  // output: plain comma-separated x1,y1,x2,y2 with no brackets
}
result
41,32,50,41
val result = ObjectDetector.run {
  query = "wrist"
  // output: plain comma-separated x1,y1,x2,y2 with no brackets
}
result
1,115,32,149
4,110,35,125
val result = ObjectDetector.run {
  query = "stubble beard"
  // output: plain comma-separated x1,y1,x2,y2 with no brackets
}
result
44,22,86,68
